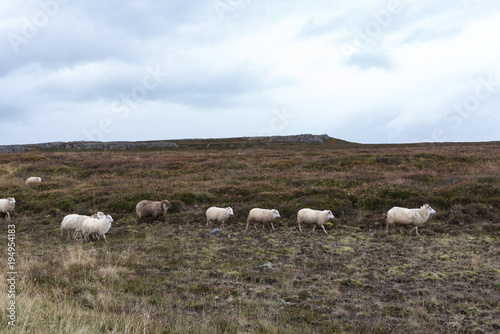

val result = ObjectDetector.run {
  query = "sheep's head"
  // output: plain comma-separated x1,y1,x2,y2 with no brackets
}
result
96,212,106,220
106,215,114,223
325,210,334,219
161,200,171,212
422,204,436,215
8,197,15,205
36,177,42,182
226,207,234,215
272,209,280,218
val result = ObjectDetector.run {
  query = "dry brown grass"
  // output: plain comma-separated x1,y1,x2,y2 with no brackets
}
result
0,139,499,333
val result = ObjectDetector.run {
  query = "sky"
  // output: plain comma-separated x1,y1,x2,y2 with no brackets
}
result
1,0,499,145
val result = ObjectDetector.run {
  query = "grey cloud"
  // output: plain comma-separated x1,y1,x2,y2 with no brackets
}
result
347,51,394,70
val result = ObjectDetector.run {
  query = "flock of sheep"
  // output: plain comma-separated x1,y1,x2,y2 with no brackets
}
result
0,176,438,242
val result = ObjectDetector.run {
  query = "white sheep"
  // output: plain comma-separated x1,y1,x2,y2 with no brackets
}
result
25,176,42,186
246,208,280,230
206,206,234,227
0,197,16,220
297,208,335,234
136,200,171,220
385,204,436,236
60,212,105,238
82,214,114,243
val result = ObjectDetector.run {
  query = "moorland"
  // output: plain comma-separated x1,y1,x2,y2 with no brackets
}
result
0,135,499,333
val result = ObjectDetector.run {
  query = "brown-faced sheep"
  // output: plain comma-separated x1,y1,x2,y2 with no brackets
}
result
136,200,171,220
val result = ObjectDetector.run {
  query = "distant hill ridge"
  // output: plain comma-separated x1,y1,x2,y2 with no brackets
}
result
0,134,335,153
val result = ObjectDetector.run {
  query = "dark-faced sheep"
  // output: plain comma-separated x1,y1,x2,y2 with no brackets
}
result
136,200,171,220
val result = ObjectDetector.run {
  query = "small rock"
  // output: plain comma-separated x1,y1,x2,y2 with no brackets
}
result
209,228,222,237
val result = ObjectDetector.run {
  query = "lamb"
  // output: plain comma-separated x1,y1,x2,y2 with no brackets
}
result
206,206,234,227
385,204,436,236
297,208,335,234
25,176,42,186
246,208,280,230
136,200,171,220
0,197,16,220
60,212,105,238
82,215,114,243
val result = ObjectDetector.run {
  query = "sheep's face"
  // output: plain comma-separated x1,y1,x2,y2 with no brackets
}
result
36,177,42,182
272,209,280,218
325,210,334,219
161,200,171,212
106,215,114,223
226,207,234,215
96,212,106,220
8,197,15,205
423,204,436,215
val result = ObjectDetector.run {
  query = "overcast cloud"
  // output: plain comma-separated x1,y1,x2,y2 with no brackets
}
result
1,0,499,145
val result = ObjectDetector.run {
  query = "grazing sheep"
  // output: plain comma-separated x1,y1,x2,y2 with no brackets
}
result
385,204,436,236
246,208,280,230
0,197,16,220
25,176,42,186
206,206,234,227
297,208,335,234
82,215,114,243
136,200,171,220
61,212,105,238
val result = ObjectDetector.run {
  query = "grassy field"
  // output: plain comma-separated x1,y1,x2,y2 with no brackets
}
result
1,137,499,333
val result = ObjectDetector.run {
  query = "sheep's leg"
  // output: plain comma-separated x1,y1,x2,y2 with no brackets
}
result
312,225,316,232
397,226,403,234
6,212,10,220
221,221,225,228
298,223,302,232
206,218,210,226
245,221,250,230
271,222,275,230
103,234,108,243
321,225,328,234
